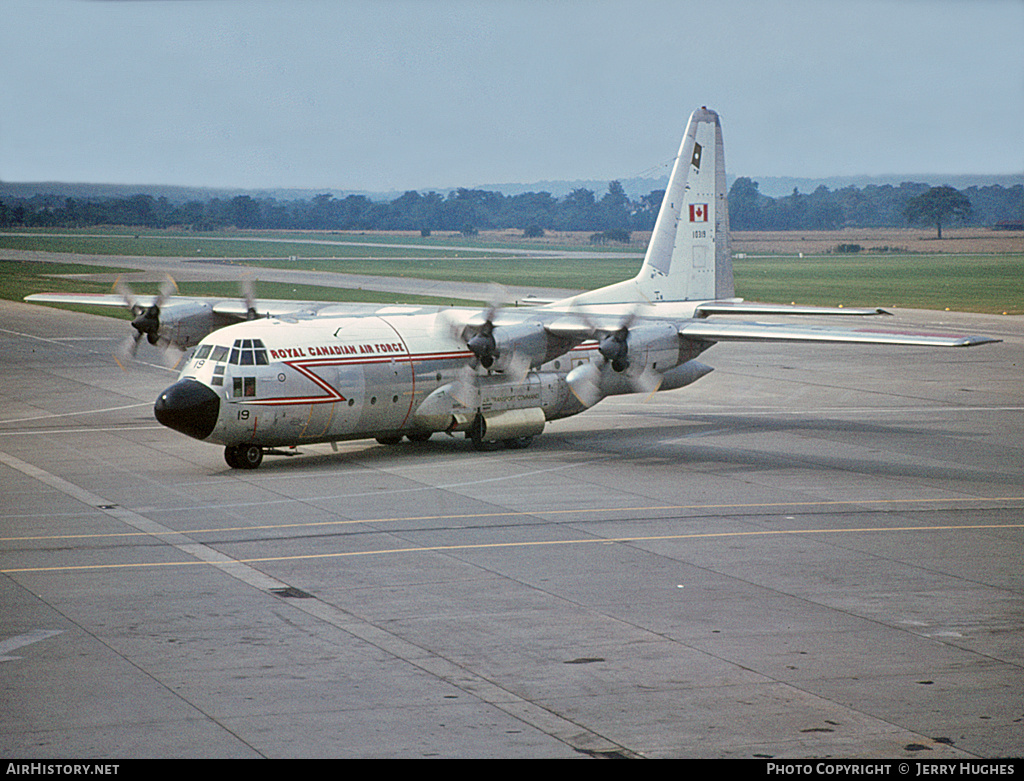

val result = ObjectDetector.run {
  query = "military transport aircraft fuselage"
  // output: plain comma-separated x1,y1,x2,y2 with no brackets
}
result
26,108,999,469
152,302,717,468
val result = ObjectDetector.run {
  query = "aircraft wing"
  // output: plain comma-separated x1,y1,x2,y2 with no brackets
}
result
23,292,434,319
24,292,149,308
24,290,1001,365
211,299,335,318
694,301,890,317
678,320,1000,348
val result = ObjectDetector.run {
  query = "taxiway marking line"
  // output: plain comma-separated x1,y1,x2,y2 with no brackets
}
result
0,629,63,661
0,403,151,425
0,448,283,590
0,445,631,755
0,425,164,436
3,496,1022,543
4,522,1021,574
0,326,117,346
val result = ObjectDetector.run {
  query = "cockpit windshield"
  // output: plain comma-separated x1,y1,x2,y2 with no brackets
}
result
194,340,268,365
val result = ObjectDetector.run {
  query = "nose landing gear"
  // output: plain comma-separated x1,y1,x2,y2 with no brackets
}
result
225,444,263,469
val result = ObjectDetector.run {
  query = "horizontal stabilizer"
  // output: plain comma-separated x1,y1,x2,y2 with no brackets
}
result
513,296,560,307
679,321,1000,348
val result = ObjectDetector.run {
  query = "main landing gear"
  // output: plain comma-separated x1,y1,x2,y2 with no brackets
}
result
224,425,536,469
224,444,263,469
466,415,535,451
375,428,535,451
375,431,432,446
469,434,534,451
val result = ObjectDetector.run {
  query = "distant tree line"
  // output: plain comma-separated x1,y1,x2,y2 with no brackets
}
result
1,178,1020,234
727,178,1022,232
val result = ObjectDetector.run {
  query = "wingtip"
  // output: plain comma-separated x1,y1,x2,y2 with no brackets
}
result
959,336,1002,347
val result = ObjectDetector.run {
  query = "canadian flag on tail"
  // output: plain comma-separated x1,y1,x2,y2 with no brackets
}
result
689,203,708,222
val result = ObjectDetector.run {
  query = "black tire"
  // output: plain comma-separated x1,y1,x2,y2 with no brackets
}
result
225,444,263,469
239,445,263,469
469,434,501,451
502,436,533,450
375,435,403,445
467,415,494,451
406,431,432,443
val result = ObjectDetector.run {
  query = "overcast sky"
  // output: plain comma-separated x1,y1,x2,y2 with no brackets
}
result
2,0,1022,192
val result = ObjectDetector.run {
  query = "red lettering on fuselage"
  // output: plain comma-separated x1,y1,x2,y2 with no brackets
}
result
267,343,407,361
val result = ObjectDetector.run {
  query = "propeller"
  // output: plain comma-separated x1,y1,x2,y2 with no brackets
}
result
112,274,262,371
467,319,498,368
597,324,631,373
462,283,509,369
565,305,664,407
438,285,539,408
241,274,261,320
446,295,500,410
114,274,178,366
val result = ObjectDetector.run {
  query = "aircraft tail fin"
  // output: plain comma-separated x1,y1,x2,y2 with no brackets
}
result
573,107,732,305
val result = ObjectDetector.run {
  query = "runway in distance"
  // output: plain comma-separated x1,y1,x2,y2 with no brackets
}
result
25,108,1000,469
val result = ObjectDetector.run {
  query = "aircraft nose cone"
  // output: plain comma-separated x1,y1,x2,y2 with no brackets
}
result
154,379,220,440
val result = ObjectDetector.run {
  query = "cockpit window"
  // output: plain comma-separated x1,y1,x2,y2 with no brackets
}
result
231,338,268,366
196,340,267,367
232,376,257,398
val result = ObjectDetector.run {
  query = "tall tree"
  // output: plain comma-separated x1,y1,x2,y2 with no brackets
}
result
903,185,973,238
727,177,765,230
600,180,630,229
229,195,260,229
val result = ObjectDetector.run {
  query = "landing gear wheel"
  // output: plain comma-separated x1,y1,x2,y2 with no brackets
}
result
470,435,501,452
375,435,403,445
502,436,533,450
406,431,432,443
467,415,499,451
225,444,263,469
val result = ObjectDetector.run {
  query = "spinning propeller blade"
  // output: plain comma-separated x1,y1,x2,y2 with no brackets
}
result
564,304,664,405
111,274,180,366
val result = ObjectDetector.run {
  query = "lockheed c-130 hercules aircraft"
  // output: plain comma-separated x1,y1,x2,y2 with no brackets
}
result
26,108,999,469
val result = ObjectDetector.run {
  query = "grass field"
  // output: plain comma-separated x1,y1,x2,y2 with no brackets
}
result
2,228,1021,314
0,258,484,320
0,231,518,260
733,254,1023,313
238,254,639,290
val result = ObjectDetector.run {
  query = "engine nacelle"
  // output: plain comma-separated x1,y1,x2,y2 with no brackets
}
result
623,321,680,376
157,301,219,349
489,321,549,373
